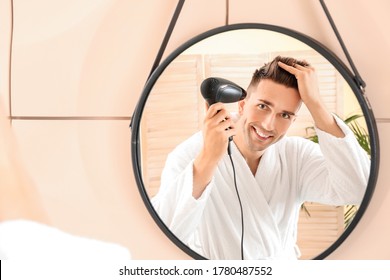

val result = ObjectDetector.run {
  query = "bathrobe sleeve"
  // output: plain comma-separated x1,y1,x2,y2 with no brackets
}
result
297,115,370,205
151,132,214,243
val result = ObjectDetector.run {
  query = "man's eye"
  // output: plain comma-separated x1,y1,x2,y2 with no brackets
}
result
281,113,291,119
258,104,267,109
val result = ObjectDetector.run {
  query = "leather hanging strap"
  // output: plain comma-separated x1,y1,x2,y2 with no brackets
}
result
131,0,185,128
147,0,186,80
319,0,366,91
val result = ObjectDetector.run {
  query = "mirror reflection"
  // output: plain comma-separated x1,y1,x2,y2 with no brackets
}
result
138,29,371,260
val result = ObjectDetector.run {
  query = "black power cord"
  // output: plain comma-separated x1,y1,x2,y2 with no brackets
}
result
227,140,245,260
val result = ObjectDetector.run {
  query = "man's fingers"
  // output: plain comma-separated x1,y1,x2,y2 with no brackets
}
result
277,61,297,73
206,103,232,123
206,102,226,117
218,118,234,131
278,61,314,74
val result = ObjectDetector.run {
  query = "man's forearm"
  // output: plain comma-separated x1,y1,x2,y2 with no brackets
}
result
306,100,345,138
192,151,218,199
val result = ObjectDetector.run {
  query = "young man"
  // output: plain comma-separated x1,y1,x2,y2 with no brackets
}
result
152,56,370,260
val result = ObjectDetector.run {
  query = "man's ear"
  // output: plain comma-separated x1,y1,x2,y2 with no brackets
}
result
238,99,246,115
204,101,210,111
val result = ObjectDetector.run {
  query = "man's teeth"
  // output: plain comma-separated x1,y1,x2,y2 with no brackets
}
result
255,128,271,138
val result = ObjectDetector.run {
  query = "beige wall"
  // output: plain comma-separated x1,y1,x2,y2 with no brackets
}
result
0,0,389,259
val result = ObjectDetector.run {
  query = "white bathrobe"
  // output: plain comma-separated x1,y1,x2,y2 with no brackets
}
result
152,116,370,260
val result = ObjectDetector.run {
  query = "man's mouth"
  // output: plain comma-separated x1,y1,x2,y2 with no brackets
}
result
252,126,273,141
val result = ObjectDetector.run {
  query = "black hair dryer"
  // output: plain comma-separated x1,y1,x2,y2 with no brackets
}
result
200,77,247,105
200,77,246,152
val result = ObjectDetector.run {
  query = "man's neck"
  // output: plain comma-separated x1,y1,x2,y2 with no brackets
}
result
245,156,262,176
233,135,264,176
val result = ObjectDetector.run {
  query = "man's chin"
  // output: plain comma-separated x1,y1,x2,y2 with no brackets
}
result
252,136,283,151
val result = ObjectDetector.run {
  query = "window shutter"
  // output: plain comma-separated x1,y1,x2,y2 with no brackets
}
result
140,55,203,197
297,203,344,259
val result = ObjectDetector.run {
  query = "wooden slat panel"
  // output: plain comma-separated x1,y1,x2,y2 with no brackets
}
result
140,55,203,196
297,202,344,259
205,54,269,92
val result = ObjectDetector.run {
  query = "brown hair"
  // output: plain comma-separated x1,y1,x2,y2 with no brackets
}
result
248,56,310,92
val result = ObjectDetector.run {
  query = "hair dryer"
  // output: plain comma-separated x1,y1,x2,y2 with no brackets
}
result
200,77,246,152
200,77,247,105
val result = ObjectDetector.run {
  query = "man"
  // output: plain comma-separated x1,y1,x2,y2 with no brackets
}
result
152,56,370,260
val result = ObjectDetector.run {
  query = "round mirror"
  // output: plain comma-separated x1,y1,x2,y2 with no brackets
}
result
131,23,379,260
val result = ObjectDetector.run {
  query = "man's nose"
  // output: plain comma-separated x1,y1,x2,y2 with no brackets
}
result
262,113,276,131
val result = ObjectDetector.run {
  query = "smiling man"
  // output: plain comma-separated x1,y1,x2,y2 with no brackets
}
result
152,56,370,260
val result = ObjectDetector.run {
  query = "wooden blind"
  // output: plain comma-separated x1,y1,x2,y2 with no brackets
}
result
297,203,344,259
140,55,203,197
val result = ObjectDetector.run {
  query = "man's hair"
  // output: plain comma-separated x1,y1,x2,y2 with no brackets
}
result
248,56,310,92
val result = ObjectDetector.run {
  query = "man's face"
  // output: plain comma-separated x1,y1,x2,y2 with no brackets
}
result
237,79,302,152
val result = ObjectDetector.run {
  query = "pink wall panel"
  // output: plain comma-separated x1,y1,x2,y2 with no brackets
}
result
11,119,191,259
0,0,12,116
10,0,178,117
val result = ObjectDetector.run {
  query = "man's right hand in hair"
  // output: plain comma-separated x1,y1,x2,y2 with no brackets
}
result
192,102,236,199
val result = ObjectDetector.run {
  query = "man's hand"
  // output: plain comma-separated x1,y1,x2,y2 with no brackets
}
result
277,61,321,107
192,102,236,198
277,61,345,138
202,102,236,162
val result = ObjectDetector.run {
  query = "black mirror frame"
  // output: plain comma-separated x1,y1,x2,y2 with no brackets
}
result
130,23,380,260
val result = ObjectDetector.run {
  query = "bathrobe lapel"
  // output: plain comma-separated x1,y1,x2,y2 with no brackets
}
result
229,141,283,258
